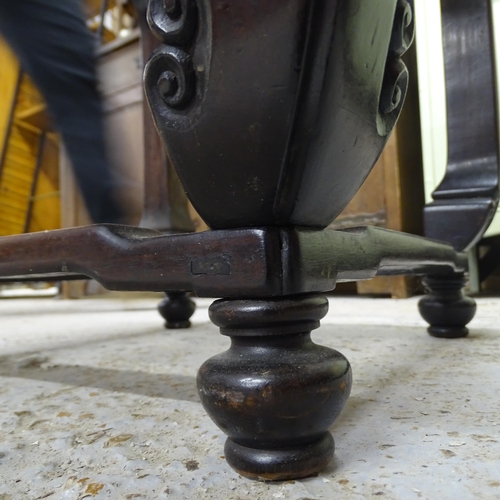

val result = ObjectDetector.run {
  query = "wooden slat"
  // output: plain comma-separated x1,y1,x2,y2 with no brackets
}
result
0,68,43,235
0,38,20,156
0,199,29,211
24,133,58,232
1,165,36,182
16,104,53,131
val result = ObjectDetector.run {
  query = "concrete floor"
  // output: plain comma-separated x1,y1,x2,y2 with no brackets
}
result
0,293,499,499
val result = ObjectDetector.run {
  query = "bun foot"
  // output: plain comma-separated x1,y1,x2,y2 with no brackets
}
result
158,292,196,329
197,295,352,480
224,432,334,481
418,274,476,338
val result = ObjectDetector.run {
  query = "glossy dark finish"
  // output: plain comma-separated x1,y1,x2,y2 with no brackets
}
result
424,0,499,251
158,291,196,328
147,0,198,46
225,433,334,482
0,225,467,297
133,0,194,232
0,225,281,297
417,0,498,338
418,274,476,338
132,0,196,328
197,295,352,480
145,0,413,229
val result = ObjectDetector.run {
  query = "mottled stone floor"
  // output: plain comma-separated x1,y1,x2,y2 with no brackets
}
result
0,294,499,499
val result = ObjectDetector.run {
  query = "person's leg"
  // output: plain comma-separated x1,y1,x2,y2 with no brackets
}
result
0,0,124,223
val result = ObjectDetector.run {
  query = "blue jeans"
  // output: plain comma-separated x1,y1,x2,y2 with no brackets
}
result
0,0,123,223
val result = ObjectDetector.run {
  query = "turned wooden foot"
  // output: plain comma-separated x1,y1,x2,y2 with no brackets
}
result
158,292,196,329
418,274,476,338
196,295,352,481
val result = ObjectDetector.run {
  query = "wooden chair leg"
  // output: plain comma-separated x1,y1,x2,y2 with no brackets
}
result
422,0,499,253
158,291,196,329
418,0,498,337
0,225,473,479
418,274,476,338
197,295,352,480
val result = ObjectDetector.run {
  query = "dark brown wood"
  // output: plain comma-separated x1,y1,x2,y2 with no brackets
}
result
134,0,193,232
423,0,499,252
0,225,467,296
0,225,281,296
145,0,412,229
158,291,196,328
418,274,476,338
197,295,352,480
133,0,195,327
332,98,425,298
355,42,425,298
417,0,499,335
330,42,424,239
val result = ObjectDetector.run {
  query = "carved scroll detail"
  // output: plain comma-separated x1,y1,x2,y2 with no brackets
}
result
150,46,195,109
378,0,414,131
146,0,198,111
147,0,197,44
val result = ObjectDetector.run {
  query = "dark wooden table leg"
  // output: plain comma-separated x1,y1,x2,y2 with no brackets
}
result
418,274,476,338
197,295,351,480
140,0,417,479
158,291,196,328
422,0,499,252
418,0,499,336
133,0,196,329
